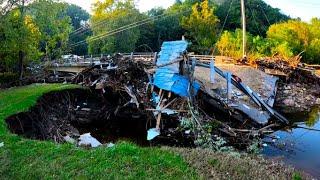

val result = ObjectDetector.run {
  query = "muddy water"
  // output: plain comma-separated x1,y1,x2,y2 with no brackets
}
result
263,107,320,177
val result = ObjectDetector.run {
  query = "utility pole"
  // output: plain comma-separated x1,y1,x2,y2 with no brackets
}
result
240,0,246,58
18,0,26,84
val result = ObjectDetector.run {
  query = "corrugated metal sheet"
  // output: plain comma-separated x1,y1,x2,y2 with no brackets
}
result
153,41,200,97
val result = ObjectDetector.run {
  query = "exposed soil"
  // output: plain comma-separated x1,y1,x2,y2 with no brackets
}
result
5,88,194,146
257,58,320,114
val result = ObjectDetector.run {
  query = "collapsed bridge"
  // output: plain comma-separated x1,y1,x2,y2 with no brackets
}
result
7,40,289,148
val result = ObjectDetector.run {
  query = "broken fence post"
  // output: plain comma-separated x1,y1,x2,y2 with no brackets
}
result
153,52,158,65
130,52,133,60
226,72,232,102
210,59,215,84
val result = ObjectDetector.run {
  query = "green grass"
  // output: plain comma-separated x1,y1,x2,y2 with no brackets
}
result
0,84,198,179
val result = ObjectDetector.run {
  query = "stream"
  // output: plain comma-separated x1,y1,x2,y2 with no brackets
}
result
263,107,320,177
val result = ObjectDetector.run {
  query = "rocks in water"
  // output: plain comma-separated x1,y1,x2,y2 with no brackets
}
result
276,82,320,113
283,99,295,106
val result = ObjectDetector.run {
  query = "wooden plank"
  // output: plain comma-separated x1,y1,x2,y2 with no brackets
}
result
264,68,288,77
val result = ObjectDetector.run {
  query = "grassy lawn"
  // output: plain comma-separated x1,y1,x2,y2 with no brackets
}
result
0,83,309,179
0,84,198,179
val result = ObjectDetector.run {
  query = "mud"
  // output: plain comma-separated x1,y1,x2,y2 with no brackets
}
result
5,88,194,147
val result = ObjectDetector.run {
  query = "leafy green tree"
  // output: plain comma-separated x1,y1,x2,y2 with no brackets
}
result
66,4,91,55
267,20,312,63
142,6,186,52
305,18,320,64
216,0,289,36
182,0,219,53
216,29,243,59
0,9,41,73
88,0,141,54
0,0,42,81
28,0,72,60
216,29,272,62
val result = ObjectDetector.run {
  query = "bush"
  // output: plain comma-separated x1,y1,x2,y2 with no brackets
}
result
0,72,19,85
216,18,320,65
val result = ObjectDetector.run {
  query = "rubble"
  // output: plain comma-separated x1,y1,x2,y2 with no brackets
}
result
68,41,289,148
78,133,102,148
5,41,293,150
275,82,320,113
257,58,320,113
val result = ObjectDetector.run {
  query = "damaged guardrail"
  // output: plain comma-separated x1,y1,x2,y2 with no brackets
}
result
68,40,289,149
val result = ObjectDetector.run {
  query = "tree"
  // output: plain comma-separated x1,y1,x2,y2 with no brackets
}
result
65,4,91,55
28,0,72,60
216,29,272,62
305,18,320,64
216,0,289,36
216,29,243,59
267,20,311,62
182,0,219,53
142,6,186,52
0,8,41,73
88,0,141,54
0,0,41,81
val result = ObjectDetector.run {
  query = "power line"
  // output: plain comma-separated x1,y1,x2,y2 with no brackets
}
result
68,10,189,48
69,11,140,37
248,2,263,36
69,11,170,41
258,4,271,26
69,15,164,48
212,0,234,55
69,19,154,48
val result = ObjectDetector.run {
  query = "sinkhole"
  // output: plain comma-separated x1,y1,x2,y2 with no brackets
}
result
5,88,194,147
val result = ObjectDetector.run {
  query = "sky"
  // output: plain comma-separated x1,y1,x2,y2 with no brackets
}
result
63,0,320,22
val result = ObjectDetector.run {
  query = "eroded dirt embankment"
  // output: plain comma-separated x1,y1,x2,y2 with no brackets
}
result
5,88,192,146
5,88,151,144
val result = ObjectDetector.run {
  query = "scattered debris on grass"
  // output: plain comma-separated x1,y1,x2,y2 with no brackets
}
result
78,133,102,148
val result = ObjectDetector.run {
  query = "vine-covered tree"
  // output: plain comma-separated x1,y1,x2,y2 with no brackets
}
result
216,0,289,36
0,0,40,80
66,4,91,55
88,0,141,54
0,8,41,72
182,0,219,53
29,0,72,60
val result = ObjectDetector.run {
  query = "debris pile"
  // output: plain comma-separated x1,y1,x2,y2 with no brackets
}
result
6,41,290,150
69,41,289,148
257,58,320,113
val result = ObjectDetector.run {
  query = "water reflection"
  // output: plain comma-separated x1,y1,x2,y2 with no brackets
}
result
263,107,320,177
305,107,320,127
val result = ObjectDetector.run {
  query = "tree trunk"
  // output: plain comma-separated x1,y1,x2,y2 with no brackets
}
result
18,50,25,85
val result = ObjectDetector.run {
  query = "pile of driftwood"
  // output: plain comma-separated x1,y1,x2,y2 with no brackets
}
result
67,52,286,149
257,58,320,85
5,41,293,149
256,57,320,113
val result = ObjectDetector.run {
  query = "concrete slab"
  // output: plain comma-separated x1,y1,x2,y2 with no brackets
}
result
195,64,279,125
